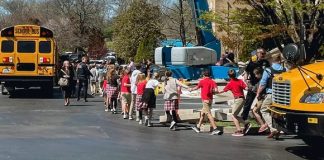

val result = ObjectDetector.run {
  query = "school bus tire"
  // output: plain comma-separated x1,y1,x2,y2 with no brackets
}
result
6,86,15,95
301,136,324,148
41,82,53,96
1,85,8,95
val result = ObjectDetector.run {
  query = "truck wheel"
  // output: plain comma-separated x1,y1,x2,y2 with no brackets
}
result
302,136,324,148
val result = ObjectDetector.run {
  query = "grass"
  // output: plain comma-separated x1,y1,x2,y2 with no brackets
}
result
216,119,259,128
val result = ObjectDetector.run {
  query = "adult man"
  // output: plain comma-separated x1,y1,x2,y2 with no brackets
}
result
256,54,286,139
242,48,270,121
129,64,142,120
76,56,93,102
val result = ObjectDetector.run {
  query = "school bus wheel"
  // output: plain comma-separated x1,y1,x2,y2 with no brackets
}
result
301,136,324,148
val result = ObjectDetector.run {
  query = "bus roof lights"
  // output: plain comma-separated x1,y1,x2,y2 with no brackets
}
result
1,27,14,37
40,27,53,38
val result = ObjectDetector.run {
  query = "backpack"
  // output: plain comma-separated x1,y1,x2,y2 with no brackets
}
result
265,67,286,89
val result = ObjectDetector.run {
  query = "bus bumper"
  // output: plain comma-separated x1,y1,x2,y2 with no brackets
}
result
270,106,324,137
0,76,54,82
0,76,54,88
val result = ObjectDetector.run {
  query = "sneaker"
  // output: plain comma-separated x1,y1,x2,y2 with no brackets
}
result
258,124,269,133
105,108,108,112
169,121,176,130
123,114,128,119
139,120,143,125
267,130,280,139
211,129,223,135
110,109,114,112
136,118,140,122
129,116,133,120
243,122,252,135
147,120,152,127
232,130,244,137
144,117,149,126
192,126,200,133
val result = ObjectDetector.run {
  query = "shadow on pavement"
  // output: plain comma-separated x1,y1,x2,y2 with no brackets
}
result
69,104,93,107
8,88,62,99
286,146,324,160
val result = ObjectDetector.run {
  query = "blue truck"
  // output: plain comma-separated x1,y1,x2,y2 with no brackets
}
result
155,0,238,80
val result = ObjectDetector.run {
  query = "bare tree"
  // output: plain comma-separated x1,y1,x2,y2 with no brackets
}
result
160,0,196,46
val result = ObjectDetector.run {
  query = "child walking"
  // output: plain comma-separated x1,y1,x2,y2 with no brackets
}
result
107,69,120,114
190,71,223,135
251,67,269,133
140,72,160,127
102,76,108,111
163,71,190,130
135,73,147,125
120,69,131,119
218,69,250,136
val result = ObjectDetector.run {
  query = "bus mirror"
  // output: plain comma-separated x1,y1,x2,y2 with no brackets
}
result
283,43,300,63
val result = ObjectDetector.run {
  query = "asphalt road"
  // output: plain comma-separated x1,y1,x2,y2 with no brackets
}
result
0,87,323,160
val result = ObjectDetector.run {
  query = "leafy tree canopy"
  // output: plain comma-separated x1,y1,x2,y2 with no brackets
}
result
112,0,165,59
201,0,323,62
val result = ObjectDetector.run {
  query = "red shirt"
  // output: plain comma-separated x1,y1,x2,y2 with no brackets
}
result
223,78,246,98
197,77,217,100
103,80,108,91
137,80,147,95
121,75,131,93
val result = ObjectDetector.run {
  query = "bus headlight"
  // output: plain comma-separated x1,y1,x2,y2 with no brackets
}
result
300,93,324,104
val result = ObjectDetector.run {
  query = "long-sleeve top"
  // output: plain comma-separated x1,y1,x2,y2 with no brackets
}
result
58,67,75,86
90,68,98,82
130,69,141,94
76,62,93,80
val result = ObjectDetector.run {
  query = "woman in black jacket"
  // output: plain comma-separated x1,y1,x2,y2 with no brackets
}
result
59,60,75,106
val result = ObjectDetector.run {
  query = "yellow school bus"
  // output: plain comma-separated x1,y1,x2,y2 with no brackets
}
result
0,25,57,95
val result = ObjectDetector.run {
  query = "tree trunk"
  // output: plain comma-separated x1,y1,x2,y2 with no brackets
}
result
179,0,186,47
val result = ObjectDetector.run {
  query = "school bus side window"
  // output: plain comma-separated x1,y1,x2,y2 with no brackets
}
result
1,40,14,53
17,41,35,53
39,41,51,53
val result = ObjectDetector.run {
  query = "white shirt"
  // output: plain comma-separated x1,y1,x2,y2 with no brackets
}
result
130,70,141,94
128,61,135,72
145,79,159,89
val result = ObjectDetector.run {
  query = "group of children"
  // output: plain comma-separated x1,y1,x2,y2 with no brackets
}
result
101,64,159,127
100,63,258,136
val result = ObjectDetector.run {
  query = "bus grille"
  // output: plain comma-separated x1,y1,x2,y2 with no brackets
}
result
272,81,291,106
17,63,35,71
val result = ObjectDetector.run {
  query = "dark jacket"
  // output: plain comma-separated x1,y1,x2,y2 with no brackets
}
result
76,62,92,80
59,67,75,88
